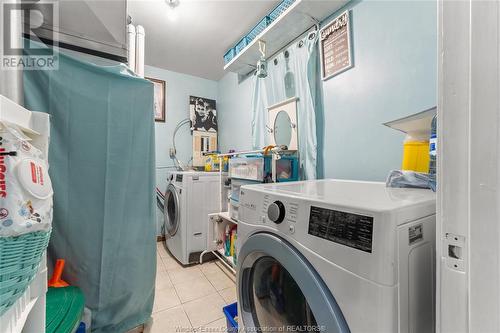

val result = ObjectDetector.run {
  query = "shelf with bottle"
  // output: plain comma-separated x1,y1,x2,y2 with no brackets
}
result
200,212,238,274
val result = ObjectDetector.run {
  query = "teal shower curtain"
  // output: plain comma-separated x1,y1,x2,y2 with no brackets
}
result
23,46,156,332
251,30,320,179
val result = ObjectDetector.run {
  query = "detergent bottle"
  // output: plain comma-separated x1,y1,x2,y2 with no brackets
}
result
224,225,231,257
428,115,437,191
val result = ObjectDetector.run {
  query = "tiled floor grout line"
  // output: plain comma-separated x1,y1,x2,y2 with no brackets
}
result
198,261,237,305
180,304,195,331
155,246,236,331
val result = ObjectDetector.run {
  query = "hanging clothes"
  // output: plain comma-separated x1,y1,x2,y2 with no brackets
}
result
23,44,156,333
251,30,320,179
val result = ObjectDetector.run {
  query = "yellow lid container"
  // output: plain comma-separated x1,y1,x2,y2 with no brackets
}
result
384,107,436,173
402,141,430,173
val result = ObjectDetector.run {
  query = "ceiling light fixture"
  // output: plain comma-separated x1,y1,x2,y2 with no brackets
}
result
166,0,180,9
165,0,180,21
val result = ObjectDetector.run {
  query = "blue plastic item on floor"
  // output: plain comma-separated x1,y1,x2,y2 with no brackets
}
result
223,302,238,333
75,322,86,333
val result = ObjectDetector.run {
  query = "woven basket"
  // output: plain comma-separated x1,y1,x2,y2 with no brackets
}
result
0,230,51,315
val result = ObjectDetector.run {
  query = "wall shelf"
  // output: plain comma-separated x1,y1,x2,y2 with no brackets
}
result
224,0,349,76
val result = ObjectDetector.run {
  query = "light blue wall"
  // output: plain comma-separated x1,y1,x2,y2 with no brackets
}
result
217,73,254,152
217,0,437,181
320,0,437,180
145,65,217,235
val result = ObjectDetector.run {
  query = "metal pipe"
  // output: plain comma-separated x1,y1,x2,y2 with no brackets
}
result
135,25,145,77
127,24,136,72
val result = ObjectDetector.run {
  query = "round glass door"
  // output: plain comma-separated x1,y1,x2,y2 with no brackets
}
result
250,256,317,330
238,233,350,333
164,183,180,237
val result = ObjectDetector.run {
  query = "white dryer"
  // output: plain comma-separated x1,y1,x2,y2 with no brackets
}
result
237,179,436,333
163,171,220,265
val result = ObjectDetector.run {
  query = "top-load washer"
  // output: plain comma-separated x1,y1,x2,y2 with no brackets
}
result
163,171,220,265
237,179,436,333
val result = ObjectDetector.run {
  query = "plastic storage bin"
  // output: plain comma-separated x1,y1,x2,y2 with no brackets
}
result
235,37,250,54
230,156,268,181
223,302,238,333
230,179,259,202
269,0,295,20
229,199,239,221
247,16,272,40
402,141,430,173
275,156,299,182
229,155,299,182
223,48,236,64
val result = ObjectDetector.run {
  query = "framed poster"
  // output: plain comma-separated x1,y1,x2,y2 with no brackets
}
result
189,96,217,132
189,96,217,167
320,10,353,80
146,77,166,122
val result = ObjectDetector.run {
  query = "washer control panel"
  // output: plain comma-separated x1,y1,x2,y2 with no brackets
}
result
308,206,373,253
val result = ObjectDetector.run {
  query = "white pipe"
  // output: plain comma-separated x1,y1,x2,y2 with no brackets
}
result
0,0,23,104
135,25,145,77
127,24,136,72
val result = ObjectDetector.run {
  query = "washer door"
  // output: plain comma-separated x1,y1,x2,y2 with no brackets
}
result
163,183,180,237
239,232,350,333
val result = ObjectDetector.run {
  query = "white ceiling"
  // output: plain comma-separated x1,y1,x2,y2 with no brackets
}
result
128,0,279,81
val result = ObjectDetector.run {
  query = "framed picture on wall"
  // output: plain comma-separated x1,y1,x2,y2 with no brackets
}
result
147,77,166,122
189,96,217,132
320,10,354,80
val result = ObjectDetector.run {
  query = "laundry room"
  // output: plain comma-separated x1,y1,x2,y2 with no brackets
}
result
0,0,498,333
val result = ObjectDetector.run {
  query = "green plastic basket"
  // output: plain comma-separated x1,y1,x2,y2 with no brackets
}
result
0,230,51,315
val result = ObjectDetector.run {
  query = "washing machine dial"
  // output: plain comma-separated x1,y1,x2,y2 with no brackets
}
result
267,201,286,224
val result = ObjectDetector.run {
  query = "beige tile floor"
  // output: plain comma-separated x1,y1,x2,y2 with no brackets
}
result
146,242,236,333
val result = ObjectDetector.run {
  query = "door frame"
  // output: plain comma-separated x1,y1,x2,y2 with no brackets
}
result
438,1,500,331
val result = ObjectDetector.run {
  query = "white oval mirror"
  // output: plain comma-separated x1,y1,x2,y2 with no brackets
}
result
274,110,292,147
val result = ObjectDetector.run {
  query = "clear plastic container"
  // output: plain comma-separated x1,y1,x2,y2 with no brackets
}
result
229,157,266,181
230,179,258,202
229,199,239,221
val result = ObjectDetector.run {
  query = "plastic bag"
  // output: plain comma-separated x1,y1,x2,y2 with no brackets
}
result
386,169,431,189
0,122,53,237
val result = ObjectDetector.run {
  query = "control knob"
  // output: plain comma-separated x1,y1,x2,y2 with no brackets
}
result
267,201,286,224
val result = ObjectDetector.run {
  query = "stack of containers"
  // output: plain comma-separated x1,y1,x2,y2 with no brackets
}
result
223,0,296,65
228,156,266,220
228,154,299,220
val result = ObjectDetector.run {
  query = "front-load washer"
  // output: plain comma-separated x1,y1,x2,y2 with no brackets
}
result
237,179,436,333
163,171,220,265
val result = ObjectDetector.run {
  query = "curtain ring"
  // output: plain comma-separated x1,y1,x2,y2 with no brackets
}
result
284,50,289,58
274,58,278,65
308,31,316,40
298,40,304,48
